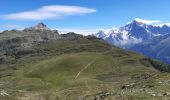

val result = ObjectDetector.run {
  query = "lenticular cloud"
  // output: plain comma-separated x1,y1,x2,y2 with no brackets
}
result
2,5,96,20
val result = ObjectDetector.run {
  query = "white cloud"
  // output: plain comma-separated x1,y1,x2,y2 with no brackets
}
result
135,18,161,24
56,28,110,36
134,18,170,27
154,23,170,27
2,5,96,20
163,23,170,26
0,24,20,28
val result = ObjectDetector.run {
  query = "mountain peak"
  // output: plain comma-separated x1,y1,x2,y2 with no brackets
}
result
34,22,50,30
98,30,105,33
37,22,47,28
129,19,146,26
125,19,146,28
25,22,50,31
134,18,148,24
94,30,107,39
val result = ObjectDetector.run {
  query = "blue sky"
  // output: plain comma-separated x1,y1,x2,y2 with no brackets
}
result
1,0,170,34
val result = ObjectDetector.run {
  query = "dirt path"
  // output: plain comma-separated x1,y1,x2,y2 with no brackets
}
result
75,58,97,80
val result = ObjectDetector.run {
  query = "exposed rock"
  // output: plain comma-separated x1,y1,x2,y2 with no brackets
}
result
151,93,156,97
163,92,170,96
94,91,111,100
143,84,154,88
131,73,152,80
24,22,50,31
0,90,9,96
121,83,136,89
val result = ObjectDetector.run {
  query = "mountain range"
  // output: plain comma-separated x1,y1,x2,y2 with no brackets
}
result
94,19,170,64
1,23,170,100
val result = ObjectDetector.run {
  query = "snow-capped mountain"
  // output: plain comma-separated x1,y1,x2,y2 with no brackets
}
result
94,19,170,48
94,30,107,39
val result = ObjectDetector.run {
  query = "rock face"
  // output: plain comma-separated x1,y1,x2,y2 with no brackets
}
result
24,22,50,31
0,23,60,49
94,91,111,100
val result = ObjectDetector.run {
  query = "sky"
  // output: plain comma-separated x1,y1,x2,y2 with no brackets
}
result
1,0,170,35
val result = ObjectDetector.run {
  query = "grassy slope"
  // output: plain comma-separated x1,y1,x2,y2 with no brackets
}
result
0,36,169,100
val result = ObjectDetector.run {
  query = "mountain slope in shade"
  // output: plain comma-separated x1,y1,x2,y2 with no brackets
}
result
130,34,170,64
0,23,170,100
